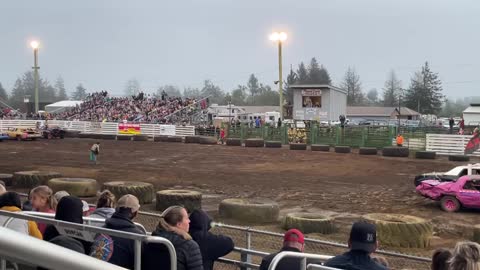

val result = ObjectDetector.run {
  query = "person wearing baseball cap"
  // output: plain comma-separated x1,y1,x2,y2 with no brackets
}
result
90,194,145,269
325,222,387,270
259,229,310,270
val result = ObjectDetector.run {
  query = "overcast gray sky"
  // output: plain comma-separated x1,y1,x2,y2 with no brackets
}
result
1,0,479,98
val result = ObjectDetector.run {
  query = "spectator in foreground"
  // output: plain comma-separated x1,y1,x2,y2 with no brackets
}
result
89,190,116,220
189,209,234,270
260,229,312,270
143,206,203,270
324,222,387,270
90,194,145,269
0,192,42,239
431,248,451,270
449,241,480,270
31,186,57,234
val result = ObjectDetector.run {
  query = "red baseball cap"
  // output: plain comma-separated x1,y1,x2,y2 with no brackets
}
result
284,229,305,244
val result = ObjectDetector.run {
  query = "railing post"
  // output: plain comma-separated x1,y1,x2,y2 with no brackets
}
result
134,239,142,270
240,249,248,270
245,228,252,270
301,257,307,270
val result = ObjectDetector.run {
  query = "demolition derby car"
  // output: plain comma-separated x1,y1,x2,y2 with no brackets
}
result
413,164,480,186
42,126,66,139
416,175,480,212
0,133,8,141
6,127,42,141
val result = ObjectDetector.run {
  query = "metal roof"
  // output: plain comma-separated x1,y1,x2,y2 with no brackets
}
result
347,106,420,116
289,84,347,94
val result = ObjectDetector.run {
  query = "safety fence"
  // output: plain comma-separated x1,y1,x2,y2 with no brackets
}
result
426,134,480,157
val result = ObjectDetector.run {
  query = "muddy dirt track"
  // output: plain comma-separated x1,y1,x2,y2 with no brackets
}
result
1,138,480,254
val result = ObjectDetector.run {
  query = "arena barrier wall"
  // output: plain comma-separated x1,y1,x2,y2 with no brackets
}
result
426,134,480,157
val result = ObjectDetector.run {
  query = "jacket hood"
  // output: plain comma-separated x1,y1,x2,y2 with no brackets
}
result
189,209,212,233
105,210,136,230
55,196,83,224
152,227,188,246
91,207,115,218
0,206,21,212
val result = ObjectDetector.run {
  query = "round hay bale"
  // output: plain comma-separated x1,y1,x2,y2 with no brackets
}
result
449,155,470,162
290,143,307,150
473,224,480,244
0,174,14,187
226,138,242,146
117,135,133,141
219,198,279,224
363,213,433,248
382,147,409,157
283,213,336,234
64,131,80,138
359,147,377,155
167,136,183,143
415,151,436,160
48,178,97,197
153,135,169,142
335,146,351,153
102,181,154,204
184,136,200,144
265,141,282,148
156,190,202,213
13,171,62,188
133,135,149,141
100,134,117,140
311,145,330,152
245,138,264,148
199,136,218,145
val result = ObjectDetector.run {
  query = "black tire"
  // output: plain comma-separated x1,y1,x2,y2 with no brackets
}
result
199,136,217,145
440,196,461,212
156,190,202,213
184,136,200,144
335,146,351,153
219,198,279,224
283,213,336,234
101,134,117,140
226,138,242,146
311,144,330,152
0,174,13,187
382,147,409,157
245,138,264,148
16,135,22,141
117,135,133,141
13,171,62,188
48,178,98,197
133,135,149,141
265,141,282,148
290,143,307,150
166,136,183,143
102,181,154,204
359,147,377,155
416,151,436,160
449,155,470,162
65,131,80,138
78,133,89,139
153,136,169,142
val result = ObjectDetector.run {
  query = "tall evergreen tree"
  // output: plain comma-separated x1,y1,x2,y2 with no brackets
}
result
8,71,56,109
183,87,201,98
54,76,68,101
307,58,332,84
341,67,364,105
124,79,141,96
366,89,379,105
296,62,309,84
382,70,402,107
157,85,182,97
0,82,7,101
71,84,88,100
404,62,444,114
247,74,260,98
200,80,225,104
230,85,247,105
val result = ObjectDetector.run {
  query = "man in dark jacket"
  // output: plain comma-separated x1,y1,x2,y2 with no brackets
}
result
260,229,310,270
189,209,234,270
324,222,388,270
90,194,145,269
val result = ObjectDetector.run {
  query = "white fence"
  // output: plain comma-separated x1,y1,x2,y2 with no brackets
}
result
392,138,425,150
426,134,480,157
0,120,195,137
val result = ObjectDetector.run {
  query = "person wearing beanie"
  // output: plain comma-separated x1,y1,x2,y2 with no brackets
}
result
260,229,309,270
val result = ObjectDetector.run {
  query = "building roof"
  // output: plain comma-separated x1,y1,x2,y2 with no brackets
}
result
464,105,480,114
45,100,83,108
239,106,279,114
289,84,347,94
346,106,420,116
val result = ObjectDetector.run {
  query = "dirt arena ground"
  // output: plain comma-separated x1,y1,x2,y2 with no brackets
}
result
1,138,480,256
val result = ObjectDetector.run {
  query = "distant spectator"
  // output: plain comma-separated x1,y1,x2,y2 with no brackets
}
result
278,117,282,128
324,222,387,270
0,192,42,239
31,186,57,234
396,134,404,147
90,194,144,268
143,206,203,270
89,190,116,221
90,142,100,165
189,209,234,270
449,241,480,270
431,248,451,270
219,128,225,144
449,117,455,133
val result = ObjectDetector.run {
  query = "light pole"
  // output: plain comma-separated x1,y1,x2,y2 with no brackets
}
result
269,32,287,120
30,40,40,113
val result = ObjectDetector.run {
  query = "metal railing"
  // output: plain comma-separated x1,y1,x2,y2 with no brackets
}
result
307,264,342,270
268,251,333,270
0,210,176,270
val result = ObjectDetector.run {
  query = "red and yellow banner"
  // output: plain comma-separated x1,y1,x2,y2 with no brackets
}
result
118,123,141,135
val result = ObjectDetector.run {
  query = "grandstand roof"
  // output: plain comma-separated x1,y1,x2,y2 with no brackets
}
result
347,106,420,116
46,100,83,107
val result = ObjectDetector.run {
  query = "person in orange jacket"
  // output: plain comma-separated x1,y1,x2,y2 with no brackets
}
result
396,134,404,147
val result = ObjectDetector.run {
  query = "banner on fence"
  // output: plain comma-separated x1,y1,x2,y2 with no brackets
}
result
159,125,175,136
118,123,141,135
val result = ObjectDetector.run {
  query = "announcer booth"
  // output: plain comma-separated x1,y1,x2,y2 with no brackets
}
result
290,84,347,122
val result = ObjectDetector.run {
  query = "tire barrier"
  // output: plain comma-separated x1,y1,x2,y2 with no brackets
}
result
0,174,14,187
382,147,409,157
64,131,81,138
290,143,307,151
359,147,377,155
78,133,90,139
167,136,183,143
311,145,330,152
48,178,97,197
283,213,336,234
133,135,149,142
184,136,200,144
226,138,242,146
117,135,133,141
102,181,154,204
101,134,117,140
449,155,470,162
245,139,264,148
363,213,433,248
13,171,62,188
198,136,217,145
265,141,282,148
219,198,279,224
415,151,436,160
153,136,169,142
335,146,351,154
156,190,202,213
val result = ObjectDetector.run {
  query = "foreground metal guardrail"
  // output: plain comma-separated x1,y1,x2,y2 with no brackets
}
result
0,210,176,270
268,252,334,270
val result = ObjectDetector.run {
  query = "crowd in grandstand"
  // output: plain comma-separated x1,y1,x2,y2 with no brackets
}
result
0,183,479,270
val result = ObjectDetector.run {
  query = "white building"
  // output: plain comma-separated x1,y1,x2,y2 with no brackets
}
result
463,104,480,126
